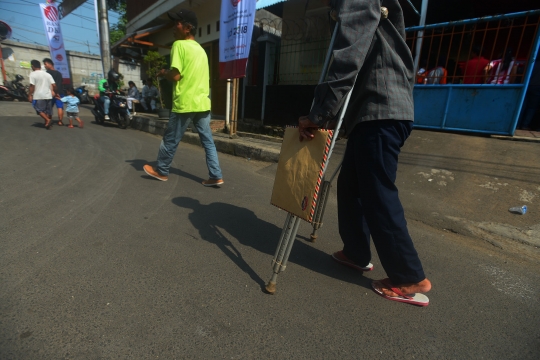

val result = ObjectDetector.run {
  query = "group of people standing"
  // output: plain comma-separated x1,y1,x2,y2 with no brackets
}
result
417,46,520,85
417,45,539,130
27,58,83,129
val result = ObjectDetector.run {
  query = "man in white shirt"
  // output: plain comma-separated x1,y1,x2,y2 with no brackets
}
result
28,60,57,129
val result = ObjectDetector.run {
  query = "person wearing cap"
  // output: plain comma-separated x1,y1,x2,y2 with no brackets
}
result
143,9,223,186
298,0,431,306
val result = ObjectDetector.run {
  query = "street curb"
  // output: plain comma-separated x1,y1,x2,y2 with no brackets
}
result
491,134,540,143
130,115,281,163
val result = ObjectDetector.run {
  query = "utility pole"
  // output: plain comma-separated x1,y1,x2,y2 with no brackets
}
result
98,0,111,75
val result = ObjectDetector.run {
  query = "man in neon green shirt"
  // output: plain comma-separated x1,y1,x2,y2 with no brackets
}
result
143,9,223,186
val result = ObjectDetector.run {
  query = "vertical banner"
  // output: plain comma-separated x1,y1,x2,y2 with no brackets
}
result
39,1,71,84
219,0,257,79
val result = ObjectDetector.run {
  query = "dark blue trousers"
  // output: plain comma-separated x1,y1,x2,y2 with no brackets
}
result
337,120,425,285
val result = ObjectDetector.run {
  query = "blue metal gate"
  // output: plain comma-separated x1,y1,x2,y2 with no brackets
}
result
406,10,540,135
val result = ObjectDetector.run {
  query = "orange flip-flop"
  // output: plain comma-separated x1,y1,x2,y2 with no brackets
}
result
372,278,429,307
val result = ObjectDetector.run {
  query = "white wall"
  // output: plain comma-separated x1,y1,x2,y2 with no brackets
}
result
1,40,143,95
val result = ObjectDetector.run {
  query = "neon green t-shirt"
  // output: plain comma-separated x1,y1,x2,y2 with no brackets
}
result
170,39,211,113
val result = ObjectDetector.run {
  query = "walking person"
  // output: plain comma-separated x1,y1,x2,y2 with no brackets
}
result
28,59,56,130
143,9,223,186
43,58,65,126
298,0,431,306
60,87,84,128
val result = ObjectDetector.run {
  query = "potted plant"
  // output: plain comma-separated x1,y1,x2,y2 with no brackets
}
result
143,50,170,119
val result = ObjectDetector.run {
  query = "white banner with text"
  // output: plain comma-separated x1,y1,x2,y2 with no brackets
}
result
40,2,71,83
219,0,256,79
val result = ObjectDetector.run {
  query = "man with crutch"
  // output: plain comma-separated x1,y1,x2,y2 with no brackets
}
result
298,0,432,306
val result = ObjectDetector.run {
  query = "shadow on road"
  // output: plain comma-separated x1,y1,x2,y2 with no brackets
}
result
172,196,372,292
125,159,205,184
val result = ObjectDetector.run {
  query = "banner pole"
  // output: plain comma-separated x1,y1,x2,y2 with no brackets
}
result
226,79,231,133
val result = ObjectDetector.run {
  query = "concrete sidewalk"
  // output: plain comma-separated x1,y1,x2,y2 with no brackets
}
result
130,112,539,163
130,113,347,163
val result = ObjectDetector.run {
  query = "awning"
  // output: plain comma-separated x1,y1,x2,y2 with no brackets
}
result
256,0,287,10
111,22,172,59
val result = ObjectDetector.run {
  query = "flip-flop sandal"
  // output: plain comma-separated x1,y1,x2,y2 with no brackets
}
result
372,278,429,307
331,251,374,272
79,120,84,129
67,125,74,128
57,122,64,126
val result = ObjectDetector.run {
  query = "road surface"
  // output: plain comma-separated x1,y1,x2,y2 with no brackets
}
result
1,102,539,359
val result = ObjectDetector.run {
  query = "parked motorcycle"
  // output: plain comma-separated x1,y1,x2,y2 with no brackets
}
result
75,85,91,104
91,92,131,129
0,74,28,101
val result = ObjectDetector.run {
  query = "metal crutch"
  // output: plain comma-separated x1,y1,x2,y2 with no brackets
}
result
309,159,342,242
265,23,358,294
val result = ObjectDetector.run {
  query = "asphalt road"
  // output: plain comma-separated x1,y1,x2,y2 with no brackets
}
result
1,102,539,359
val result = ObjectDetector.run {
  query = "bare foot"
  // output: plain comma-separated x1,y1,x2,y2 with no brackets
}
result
374,278,431,297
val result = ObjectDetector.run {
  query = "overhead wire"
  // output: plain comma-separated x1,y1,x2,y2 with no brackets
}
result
9,25,100,48
0,8,100,31
5,0,122,53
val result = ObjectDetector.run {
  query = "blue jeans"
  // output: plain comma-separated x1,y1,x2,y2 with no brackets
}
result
101,96,110,115
156,111,222,179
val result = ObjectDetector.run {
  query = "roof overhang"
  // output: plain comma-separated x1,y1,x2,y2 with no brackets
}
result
111,22,172,60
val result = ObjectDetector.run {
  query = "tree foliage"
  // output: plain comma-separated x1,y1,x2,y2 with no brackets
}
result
107,0,126,12
143,51,167,108
109,1,127,45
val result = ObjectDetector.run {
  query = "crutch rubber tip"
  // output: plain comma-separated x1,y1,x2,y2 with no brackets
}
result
309,234,318,242
265,281,277,294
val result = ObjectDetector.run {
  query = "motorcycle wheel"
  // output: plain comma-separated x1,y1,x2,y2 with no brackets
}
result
95,115,104,125
123,113,131,129
117,113,127,129
0,88,12,101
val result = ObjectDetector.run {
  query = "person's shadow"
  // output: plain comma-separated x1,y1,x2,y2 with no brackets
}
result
125,159,205,184
172,197,372,292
